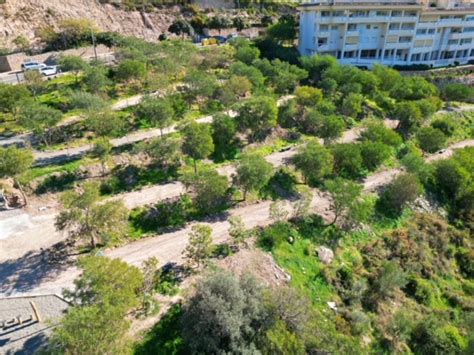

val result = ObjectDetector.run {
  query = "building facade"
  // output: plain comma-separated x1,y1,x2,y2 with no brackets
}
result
298,0,474,67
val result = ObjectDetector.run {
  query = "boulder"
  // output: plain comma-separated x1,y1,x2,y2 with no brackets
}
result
317,246,334,265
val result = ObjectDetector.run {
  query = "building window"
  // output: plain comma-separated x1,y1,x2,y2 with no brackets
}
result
461,38,472,45
347,24,357,31
391,11,402,17
451,28,462,34
333,11,344,17
376,11,389,16
389,23,400,31
318,38,328,46
401,23,415,30
320,25,329,32
351,11,369,18
360,49,377,59
344,51,357,58
464,27,474,33
467,16,474,21
331,25,338,30
321,11,331,17
448,39,459,45
416,29,427,35
399,36,412,43
427,29,436,34
405,11,417,17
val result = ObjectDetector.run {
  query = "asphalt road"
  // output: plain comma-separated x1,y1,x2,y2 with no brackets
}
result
0,53,115,85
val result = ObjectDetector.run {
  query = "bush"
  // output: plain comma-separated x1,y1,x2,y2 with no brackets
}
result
431,117,457,136
410,320,467,354
130,195,194,232
332,144,364,179
443,83,473,102
456,247,474,278
258,222,297,250
377,173,421,217
360,122,402,147
405,276,436,306
416,127,447,153
360,142,392,171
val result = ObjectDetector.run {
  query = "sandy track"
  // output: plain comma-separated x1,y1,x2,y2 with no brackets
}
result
0,92,152,148
30,96,290,166
2,137,473,297
33,115,215,166
32,96,295,166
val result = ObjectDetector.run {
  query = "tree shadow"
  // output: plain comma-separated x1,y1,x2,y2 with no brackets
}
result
0,241,74,296
6,329,50,355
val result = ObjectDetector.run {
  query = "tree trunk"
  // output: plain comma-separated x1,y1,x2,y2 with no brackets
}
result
90,234,96,249
243,189,247,201
329,211,339,226
193,158,197,174
15,179,28,207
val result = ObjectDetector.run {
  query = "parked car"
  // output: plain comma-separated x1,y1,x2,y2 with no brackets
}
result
40,66,58,76
21,61,46,71
212,36,227,44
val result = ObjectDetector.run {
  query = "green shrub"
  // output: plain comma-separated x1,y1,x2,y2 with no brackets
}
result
416,127,447,153
258,221,297,250
410,321,467,354
405,276,436,306
456,247,474,278
443,83,473,102
129,195,194,233
360,141,392,171
431,117,458,137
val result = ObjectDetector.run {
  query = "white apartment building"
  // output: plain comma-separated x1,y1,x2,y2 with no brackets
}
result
298,0,474,67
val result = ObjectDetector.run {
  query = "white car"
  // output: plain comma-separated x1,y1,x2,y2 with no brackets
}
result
21,61,46,71
40,66,58,76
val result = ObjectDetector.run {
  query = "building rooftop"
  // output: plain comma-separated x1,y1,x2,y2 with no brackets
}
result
299,0,474,9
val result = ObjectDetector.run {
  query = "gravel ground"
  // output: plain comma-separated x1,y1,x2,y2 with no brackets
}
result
0,294,69,354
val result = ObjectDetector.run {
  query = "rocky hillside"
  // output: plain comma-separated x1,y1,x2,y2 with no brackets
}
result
0,0,184,49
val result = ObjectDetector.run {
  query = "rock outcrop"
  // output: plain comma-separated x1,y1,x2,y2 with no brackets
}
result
0,0,180,49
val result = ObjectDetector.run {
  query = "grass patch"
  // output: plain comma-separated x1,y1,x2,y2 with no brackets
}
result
134,304,184,355
21,159,84,184
272,238,335,307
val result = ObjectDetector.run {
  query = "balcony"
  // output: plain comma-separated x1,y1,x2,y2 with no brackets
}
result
301,0,421,5
438,18,466,27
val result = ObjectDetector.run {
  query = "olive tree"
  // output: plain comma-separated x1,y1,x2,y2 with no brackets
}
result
235,153,273,200
51,256,144,354
0,146,33,205
183,224,214,269
181,271,267,353
18,102,63,146
181,122,214,173
292,140,333,185
55,182,129,249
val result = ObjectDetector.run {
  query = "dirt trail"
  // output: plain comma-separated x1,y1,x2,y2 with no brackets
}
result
2,138,473,297
33,96,293,166
0,93,151,148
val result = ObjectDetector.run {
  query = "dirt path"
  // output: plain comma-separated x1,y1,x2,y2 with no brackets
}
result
0,92,153,148
33,97,295,167
2,137,473,297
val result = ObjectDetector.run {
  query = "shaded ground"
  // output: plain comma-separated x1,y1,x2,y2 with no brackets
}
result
1,125,472,298
0,294,69,354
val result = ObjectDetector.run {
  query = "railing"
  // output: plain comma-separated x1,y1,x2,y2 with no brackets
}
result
300,0,421,5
